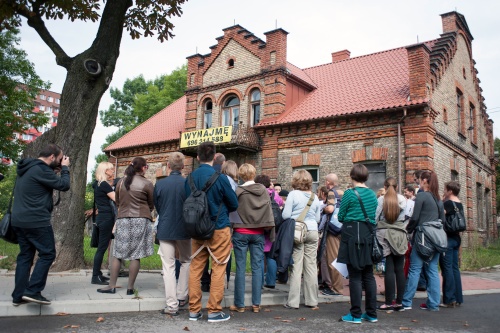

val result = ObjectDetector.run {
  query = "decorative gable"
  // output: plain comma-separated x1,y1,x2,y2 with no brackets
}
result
203,39,261,86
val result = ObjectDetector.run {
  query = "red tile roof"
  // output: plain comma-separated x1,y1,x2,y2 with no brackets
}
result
286,61,316,88
104,96,186,152
259,47,428,126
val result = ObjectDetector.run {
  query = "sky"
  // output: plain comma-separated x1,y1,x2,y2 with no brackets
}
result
16,0,500,182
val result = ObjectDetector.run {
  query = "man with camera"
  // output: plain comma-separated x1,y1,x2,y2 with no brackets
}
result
11,143,70,306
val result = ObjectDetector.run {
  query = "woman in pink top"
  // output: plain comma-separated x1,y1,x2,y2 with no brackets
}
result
255,175,282,289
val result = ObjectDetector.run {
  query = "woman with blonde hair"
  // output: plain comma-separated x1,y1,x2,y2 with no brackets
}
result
222,160,238,191
91,162,116,285
375,177,408,311
230,163,274,313
97,157,155,295
283,169,321,309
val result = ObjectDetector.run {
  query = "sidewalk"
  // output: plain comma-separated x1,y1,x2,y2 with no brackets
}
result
1,266,500,317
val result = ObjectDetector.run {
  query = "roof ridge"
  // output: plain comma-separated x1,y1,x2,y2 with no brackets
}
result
302,45,409,71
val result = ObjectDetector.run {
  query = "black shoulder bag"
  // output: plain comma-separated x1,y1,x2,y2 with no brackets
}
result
353,188,383,264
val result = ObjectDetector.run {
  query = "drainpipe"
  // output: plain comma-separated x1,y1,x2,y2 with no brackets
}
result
398,108,407,193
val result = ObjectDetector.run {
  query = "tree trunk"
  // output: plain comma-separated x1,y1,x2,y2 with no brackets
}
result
22,0,131,271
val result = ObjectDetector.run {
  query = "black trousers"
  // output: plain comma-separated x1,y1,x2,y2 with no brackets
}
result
384,254,406,304
92,215,114,277
347,264,377,318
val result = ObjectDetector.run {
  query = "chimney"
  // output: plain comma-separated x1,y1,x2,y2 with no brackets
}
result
440,11,473,43
406,43,431,101
263,28,288,68
331,50,351,62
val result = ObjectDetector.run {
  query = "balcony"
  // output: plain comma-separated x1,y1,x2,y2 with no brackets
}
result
180,123,261,157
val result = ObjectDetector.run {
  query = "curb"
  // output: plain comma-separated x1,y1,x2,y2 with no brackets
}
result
2,289,499,317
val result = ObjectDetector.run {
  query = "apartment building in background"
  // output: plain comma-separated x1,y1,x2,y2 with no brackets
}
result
14,89,60,143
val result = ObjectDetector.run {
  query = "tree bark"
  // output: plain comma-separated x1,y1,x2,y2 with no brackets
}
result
22,0,132,271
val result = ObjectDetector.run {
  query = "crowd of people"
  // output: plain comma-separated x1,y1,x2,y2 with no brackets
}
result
8,142,464,325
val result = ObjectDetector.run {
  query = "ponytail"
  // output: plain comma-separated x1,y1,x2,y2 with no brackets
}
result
420,170,440,199
382,177,399,223
123,157,147,190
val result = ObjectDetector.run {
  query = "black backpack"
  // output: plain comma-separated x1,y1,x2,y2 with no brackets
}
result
183,172,220,240
270,192,283,229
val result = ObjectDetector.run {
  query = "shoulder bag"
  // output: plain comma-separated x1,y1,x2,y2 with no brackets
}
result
353,188,383,263
444,201,466,233
294,193,315,244
0,178,18,244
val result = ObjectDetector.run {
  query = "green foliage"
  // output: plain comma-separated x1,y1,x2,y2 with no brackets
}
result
0,1,186,42
100,64,187,132
0,165,16,218
0,29,50,171
99,64,187,149
461,234,500,271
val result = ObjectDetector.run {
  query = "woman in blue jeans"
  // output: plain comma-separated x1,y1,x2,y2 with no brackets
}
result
402,170,445,311
439,181,464,307
230,164,275,313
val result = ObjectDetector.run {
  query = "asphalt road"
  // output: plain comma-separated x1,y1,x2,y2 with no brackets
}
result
1,294,499,333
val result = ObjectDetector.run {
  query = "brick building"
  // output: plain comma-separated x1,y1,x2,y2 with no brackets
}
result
14,89,61,143
105,12,497,243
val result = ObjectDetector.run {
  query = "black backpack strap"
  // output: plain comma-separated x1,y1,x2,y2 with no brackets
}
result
352,188,370,224
202,172,220,192
188,174,197,193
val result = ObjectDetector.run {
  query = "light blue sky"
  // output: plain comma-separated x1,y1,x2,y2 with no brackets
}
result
17,0,500,181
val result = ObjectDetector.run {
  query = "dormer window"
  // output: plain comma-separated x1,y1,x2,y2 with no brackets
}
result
222,95,239,128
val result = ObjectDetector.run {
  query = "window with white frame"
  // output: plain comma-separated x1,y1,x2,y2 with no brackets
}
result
22,134,33,141
39,105,45,111
47,96,53,102
55,98,60,104
39,94,46,100
52,117,58,124
222,95,239,128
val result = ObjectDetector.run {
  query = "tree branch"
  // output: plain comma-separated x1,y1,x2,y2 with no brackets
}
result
12,0,72,69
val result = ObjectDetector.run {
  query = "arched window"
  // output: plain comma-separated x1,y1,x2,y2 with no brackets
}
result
250,89,261,126
203,99,213,129
222,95,239,127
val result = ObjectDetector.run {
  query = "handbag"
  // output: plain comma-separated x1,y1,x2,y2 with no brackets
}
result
444,201,466,233
90,196,99,248
0,178,18,244
294,193,315,245
353,188,383,264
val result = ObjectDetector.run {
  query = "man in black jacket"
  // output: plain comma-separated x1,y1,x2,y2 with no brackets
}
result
11,144,70,306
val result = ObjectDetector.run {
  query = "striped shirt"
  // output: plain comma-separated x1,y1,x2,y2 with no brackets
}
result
338,187,378,224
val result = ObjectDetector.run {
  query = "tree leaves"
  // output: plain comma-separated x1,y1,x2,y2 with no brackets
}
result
0,28,50,170
1,1,185,42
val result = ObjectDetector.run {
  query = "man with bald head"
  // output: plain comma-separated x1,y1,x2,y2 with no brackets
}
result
320,173,344,296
